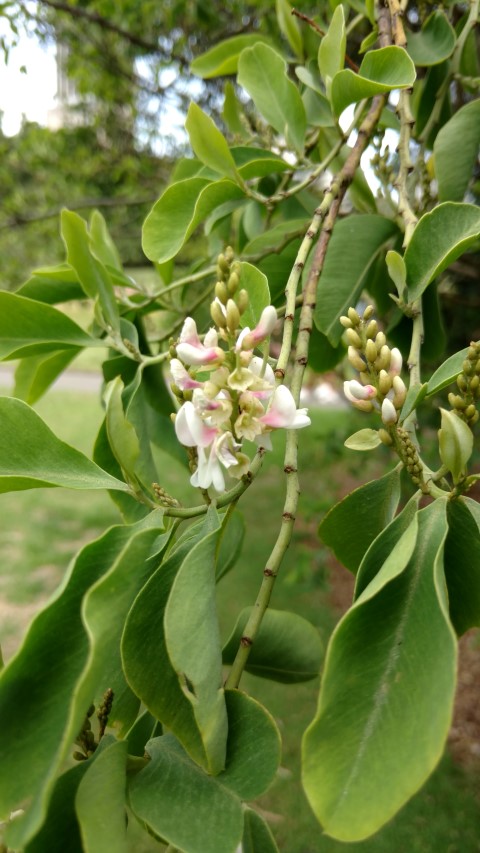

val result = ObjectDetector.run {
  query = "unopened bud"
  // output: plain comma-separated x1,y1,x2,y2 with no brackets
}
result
227,271,240,294
365,320,378,339
456,374,468,392
378,370,392,395
237,289,249,315
348,346,366,371
353,399,374,413
389,348,403,375
363,304,375,321
346,328,363,348
379,428,393,445
375,331,387,350
217,253,230,275
215,281,229,304
381,398,398,425
470,375,479,393
448,392,467,410
463,359,473,375
465,403,477,420
365,339,378,363
211,300,227,328
226,298,240,332
340,315,353,329
392,375,407,408
348,307,361,325
438,407,473,482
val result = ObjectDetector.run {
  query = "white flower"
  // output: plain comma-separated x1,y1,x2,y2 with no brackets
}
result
192,388,232,427
381,397,398,425
176,317,224,366
170,358,202,391
260,385,311,430
389,347,403,375
343,380,377,403
174,401,218,448
191,432,249,492
236,305,278,351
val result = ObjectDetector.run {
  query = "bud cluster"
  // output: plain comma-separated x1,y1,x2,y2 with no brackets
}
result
152,483,180,507
169,249,311,493
449,341,480,428
396,426,427,490
341,305,407,429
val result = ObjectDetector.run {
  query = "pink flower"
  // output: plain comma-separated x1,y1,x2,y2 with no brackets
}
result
260,385,311,430
191,432,249,492
176,318,224,366
170,358,203,390
236,306,278,351
343,380,377,403
174,401,217,448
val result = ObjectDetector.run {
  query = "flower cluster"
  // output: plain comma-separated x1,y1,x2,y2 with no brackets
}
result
341,305,407,433
170,250,311,493
449,341,480,428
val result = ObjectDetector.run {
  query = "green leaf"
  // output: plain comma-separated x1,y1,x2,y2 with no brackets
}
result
243,218,307,256
191,35,272,78
386,249,407,299
105,377,141,483
319,466,402,574
75,740,128,853
399,381,428,421
223,608,323,683
344,428,381,451
407,11,456,66
0,526,135,846
93,418,150,523
13,349,81,404
405,203,480,302
237,43,306,153
89,210,123,271
426,348,469,396
444,498,480,635
331,47,416,116
242,809,280,853
276,0,303,60
434,100,480,202
232,146,290,180
220,690,281,800
354,495,421,599
142,177,244,263
238,262,271,328
217,509,245,581
129,735,243,853
164,512,227,774
223,82,248,138
0,396,129,494
314,215,398,345
186,103,241,182
302,87,336,128
303,500,455,841
16,265,85,304
318,6,346,99
61,210,120,332
0,291,96,361
438,407,473,483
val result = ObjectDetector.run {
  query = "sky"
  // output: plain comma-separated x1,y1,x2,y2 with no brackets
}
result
0,30,57,135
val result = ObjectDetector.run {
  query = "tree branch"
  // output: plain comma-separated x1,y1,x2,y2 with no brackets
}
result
36,0,161,53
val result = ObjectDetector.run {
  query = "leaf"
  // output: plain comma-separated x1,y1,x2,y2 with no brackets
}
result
237,43,306,153
331,47,416,116
0,396,129,494
219,690,281,800
164,512,227,774
128,735,244,853
444,498,480,635
61,210,120,332
386,249,407,298
344,428,381,451
142,177,244,263
16,265,85,304
303,500,456,842
186,103,241,182
238,262,271,327
191,35,272,78
276,0,303,60
318,6,346,99
75,740,128,853
354,495,420,599
434,100,480,202
318,466,402,574
407,11,456,66
0,526,133,847
0,291,96,360
426,348,469,396
223,608,323,683
223,82,248,138
314,215,398,345
308,325,344,372
89,210,123,271
122,512,225,773
243,218,307,256
13,348,81,404
405,203,480,302
105,377,141,483
232,146,290,179
242,809,280,853
399,381,428,421
217,509,245,581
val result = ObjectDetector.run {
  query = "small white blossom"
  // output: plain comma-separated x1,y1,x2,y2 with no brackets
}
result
381,397,398,425
176,318,224,366
174,401,217,448
260,385,311,430
170,358,202,391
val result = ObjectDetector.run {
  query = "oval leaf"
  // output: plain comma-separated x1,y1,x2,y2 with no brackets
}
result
331,47,416,116
405,203,480,302
239,262,270,328
407,11,456,66
191,35,272,78
75,740,128,853
303,500,456,842
318,6,346,98
344,428,381,451
223,608,323,683
237,43,306,153
426,348,469,396
434,99,480,202
444,498,480,635
318,466,402,574
186,103,240,182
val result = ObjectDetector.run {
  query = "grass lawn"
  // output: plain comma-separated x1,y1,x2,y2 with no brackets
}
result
1,385,479,852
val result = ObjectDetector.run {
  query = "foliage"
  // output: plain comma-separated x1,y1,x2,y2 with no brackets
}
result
1,0,480,851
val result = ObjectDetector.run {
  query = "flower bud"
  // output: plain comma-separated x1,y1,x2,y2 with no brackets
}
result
227,271,240,294
448,392,467,410
365,339,378,363
378,370,392,395
456,374,468,392
215,281,229,304
375,331,387,349
346,328,363,348
389,348,403,375
211,300,227,328
348,346,366,372
392,375,407,408
470,375,479,393
226,298,240,333
348,307,361,325
465,403,477,420
365,320,378,339
344,380,377,402
353,399,374,413
381,398,398,425
237,289,249,315
378,428,393,445
340,315,353,329
217,253,230,275
363,304,375,321
438,408,473,482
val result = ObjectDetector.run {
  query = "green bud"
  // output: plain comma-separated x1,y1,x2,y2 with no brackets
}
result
215,281,229,304
365,319,378,339
465,403,477,420
470,375,479,393
378,428,393,445
346,328,363,348
237,289,249,315
226,298,240,332
227,271,240,294
462,359,474,375
375,331,387,349
365,339,378,363
348,346,366,371
448,393,467,410
363,304,375,321
378,370,392,395
347,307,361,325
456,373,468,392
340,315,353,329
359,371,371,385
438,408,474,483
211,300,227,328
217,253,230,275
73,751,87,762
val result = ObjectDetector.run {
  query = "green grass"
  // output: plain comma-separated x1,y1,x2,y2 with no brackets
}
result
1,389,480,851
